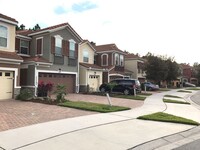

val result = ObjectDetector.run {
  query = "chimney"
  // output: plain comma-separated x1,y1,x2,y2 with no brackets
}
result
90,41,96,46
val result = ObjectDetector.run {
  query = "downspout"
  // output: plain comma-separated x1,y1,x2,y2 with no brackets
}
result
77,44,80,93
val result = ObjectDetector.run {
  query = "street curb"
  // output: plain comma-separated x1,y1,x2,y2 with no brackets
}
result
128,125,200,150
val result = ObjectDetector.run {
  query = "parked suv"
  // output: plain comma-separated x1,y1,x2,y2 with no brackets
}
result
99,79,141,95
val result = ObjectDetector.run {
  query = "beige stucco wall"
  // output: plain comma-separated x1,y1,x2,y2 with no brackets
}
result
125,59,138,79
0,22,15,52
79,42,94,64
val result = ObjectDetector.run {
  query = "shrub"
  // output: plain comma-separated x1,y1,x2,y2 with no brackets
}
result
16,88,34,101
54,84,67,103
38,81,53,97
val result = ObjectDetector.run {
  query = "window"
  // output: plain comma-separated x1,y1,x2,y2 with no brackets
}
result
0,25,8,47
20,40,29,55
36,38,43,55
101,54,108,66
69,40,75,58
115,53,119,65
55,37,62,56
120,55,124,66
5,72,10,77
0,72,2,76
83,50,89,63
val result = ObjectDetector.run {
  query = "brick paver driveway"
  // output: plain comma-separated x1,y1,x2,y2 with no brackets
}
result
0,94,144,132
0,99,97,132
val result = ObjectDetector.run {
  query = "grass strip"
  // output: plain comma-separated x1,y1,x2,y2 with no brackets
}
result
178,90,192,93
59,101,130,113
185,88,200,91
137,112,199,125
163,98,190,105
159,88,171,91
112,95,146,101
164,95,182,98
138,93,152,96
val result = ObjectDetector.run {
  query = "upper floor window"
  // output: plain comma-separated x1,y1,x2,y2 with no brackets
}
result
101,54,108,66
120,55,124,66
0,25,8,47
20,40,29,55
115,53,119,66
69,39,75,58
36,38,43,55
55,36,62,57
83,50,89,63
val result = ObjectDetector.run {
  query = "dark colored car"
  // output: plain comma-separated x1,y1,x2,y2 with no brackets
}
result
141,82,159,91
99,79,141,95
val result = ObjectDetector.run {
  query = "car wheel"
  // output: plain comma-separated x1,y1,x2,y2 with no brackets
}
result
124,89,130,95
148,87,152,91
100,87,106,93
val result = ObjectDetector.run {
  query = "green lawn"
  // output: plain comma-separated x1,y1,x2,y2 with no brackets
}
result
159,88,171,91
59,101,130,113
112,94,146,101
138,92,152,96
164,95,182,98
137,112,199,125
185,87,200,90
178,90,192,93
163,98,190,105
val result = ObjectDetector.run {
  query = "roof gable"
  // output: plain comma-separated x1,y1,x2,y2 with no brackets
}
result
95,43,124,54
0,13,18,25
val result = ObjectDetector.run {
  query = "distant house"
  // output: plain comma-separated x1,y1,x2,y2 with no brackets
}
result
79,40,103,92
94,43,126,83
179,63,198,85
125,53,146,82
16,23,83,96
0,13,23,100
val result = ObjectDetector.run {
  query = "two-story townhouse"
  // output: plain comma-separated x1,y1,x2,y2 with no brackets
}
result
0,13,23,100
124,53,146,83
180,63,198,85
16,23,83,96
79,40,103,92
94,43,126,83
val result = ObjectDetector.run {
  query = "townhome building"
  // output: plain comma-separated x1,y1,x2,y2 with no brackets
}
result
124,53,146,83
16,23,83,96
94,43,126,83
0,13,23,100
79,40,103,92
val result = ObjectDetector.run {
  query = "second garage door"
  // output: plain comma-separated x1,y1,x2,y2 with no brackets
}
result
39,73,76,93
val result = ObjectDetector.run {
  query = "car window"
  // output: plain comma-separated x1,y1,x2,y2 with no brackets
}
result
120,80,132,85
110,80,118,85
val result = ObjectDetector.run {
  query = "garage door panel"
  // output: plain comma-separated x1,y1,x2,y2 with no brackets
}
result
0,71,13,100
39,73,75,93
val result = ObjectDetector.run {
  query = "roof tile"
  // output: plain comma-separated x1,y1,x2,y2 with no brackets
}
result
0,13,18,23
0,51,22,60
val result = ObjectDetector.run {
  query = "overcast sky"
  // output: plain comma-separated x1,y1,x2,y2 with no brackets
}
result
1,0,200,65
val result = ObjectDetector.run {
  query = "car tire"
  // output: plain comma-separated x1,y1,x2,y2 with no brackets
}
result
124,89,130,95
100,87,106,93
148,87,152,91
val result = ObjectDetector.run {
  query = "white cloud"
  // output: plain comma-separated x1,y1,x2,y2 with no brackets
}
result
1,0,200,65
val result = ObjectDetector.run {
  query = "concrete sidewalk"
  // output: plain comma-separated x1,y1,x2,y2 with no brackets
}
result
0,89,200,150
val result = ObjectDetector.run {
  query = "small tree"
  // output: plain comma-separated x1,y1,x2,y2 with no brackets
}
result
54,84,67,103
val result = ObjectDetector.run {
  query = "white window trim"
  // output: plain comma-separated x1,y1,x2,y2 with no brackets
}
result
114,53,120,66
54,35,63,57
120,54,124,66
0,24,9,49
101,53,108,66
36,37,43,56
69,39,76,58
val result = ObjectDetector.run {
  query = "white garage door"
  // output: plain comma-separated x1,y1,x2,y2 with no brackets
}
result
0,71,13,100
88,75,100,91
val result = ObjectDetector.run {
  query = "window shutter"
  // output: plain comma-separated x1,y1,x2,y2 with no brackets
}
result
15,38,20,52
75,43,78,58
51,36,55,54
66,40,69,57
37,39,42,55
62,40,66,56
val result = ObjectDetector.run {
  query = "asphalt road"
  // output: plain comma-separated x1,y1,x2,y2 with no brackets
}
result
174,91,200,150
